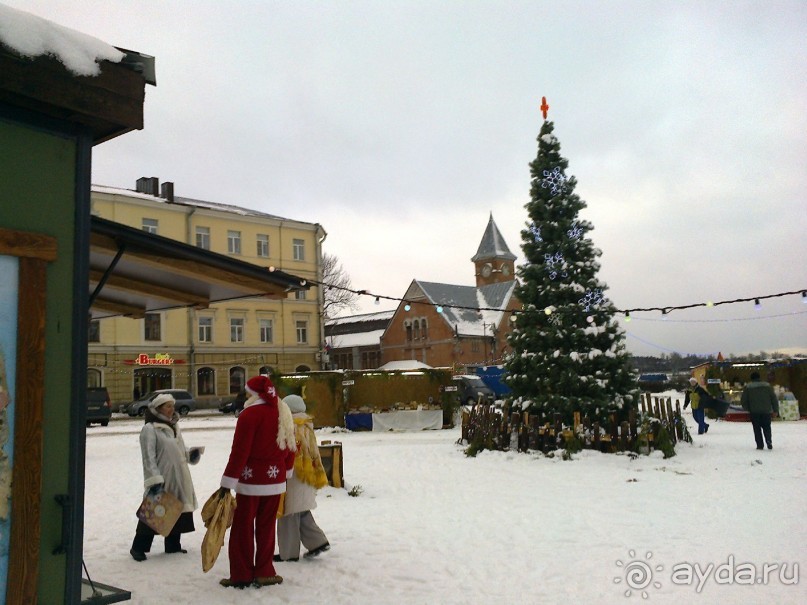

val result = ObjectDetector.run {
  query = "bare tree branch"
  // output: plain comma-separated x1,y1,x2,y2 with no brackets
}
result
321,252,359,320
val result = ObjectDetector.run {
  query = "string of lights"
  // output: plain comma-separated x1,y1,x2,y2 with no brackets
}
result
313,277,807,318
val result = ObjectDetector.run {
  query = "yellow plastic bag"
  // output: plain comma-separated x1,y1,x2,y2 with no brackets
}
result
200,489,236,573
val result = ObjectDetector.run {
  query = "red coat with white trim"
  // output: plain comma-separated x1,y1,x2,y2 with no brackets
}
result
220,399,296,496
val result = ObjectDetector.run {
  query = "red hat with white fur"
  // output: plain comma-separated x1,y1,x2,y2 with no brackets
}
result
245,375,278,405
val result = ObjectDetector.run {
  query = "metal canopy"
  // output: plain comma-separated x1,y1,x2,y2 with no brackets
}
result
89,216,308,319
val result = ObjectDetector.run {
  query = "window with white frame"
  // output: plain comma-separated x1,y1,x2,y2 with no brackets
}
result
292,238,305,261
259,318,274,343
142,218,158,234
294,289,306,300
256,234,269,257
295,319,308,344
230,317,244,343
198,316,212,342
228,230,242,255
144,313,161,341
196,226,210,250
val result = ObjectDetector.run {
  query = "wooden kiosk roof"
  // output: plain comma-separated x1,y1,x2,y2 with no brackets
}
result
90,216,309,319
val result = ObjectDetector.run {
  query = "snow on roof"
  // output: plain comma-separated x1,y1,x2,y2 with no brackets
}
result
328,328,385,349
0,4,124,76
327,310,395,327
377,360,433,371
412,279,515,336
91,184,312,225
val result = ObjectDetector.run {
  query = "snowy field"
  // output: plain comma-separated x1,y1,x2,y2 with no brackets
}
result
83,393,806,604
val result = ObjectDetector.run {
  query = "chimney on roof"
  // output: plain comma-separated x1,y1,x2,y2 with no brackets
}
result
160,181,174,202
136,177,159,196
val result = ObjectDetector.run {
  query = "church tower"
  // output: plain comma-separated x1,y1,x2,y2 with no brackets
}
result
471,213,516,287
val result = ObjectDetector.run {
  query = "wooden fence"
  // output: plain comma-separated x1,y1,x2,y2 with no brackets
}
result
461,393,692,456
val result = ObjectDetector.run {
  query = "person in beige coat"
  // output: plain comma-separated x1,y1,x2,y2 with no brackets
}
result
274,395,331,562
130,393,199,561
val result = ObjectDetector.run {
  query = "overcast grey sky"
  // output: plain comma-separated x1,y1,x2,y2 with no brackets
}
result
7,0,806,357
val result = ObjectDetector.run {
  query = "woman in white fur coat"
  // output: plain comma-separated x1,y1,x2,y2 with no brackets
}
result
130,393,199,561
275,394,330,562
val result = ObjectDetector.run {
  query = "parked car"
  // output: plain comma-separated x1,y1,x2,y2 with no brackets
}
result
218,389,248,416
121,389,196,417
86,386,111,426
453,375,496,405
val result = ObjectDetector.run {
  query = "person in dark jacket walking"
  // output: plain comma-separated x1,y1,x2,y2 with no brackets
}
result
684,377,710,435
741,371,779,450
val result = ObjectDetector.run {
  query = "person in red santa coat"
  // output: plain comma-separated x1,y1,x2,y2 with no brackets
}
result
218,375,296,589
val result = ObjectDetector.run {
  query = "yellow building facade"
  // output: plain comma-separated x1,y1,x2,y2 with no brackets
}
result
88,179,325,408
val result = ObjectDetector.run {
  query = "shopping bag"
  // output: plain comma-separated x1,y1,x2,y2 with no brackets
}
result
136,490,183,537
201,489,236,572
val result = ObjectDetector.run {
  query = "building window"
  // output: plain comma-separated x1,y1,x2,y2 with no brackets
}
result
229,367,245,394
295,290,306,300
259,365,274,376
142,218,158,234
471,339,481,353
292,238,305,261
196,226,210,250
144,313,161,341
87,368,102,388
228,230,241,255
260,319,274,343
197,367,215,395
421,318,428,340
296,320,308,344
88,319,100,343
413,319,420,340
256,234,269,257
198,316,212,342
405,320,412,341
230,317,244,343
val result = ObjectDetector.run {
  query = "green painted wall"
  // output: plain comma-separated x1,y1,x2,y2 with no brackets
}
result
0,116,78,604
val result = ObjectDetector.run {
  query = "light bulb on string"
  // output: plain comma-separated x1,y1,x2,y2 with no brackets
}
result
404,304,411,312
802,291,806,304
374,296,380,306
624,312,631,323
754,298,761,310
436,306,443,314
661,309,668,320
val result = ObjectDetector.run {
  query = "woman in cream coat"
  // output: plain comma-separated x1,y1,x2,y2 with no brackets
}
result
130,393,199,561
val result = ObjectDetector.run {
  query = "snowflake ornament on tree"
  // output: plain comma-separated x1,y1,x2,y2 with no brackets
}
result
529,223,543,243
579,289,606,312
544,252,567,280
567,222,583,240
541,167,567,196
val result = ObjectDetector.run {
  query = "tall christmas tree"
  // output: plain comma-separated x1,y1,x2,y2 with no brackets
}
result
505,104,637,425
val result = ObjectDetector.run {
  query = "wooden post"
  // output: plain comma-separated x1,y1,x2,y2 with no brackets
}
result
554,413,562,448
620,421,630,451
593,422,601,452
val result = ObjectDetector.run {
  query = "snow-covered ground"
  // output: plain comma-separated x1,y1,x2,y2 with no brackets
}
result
83,392,806,604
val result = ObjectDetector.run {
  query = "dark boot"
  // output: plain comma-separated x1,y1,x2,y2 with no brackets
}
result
165,533,187,554
131,530,154,561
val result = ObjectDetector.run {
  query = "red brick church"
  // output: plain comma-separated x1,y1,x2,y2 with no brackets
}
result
325,214,520,370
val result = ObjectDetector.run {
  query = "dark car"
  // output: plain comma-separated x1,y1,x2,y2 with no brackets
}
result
121,389,196,417
219,389,247,416
453,375,496,405
86,386,112,426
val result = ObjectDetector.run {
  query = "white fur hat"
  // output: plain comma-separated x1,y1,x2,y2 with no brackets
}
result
149,392,175,411
283,394,306,414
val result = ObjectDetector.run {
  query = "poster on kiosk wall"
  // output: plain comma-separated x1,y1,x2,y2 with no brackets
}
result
0,255,19,605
